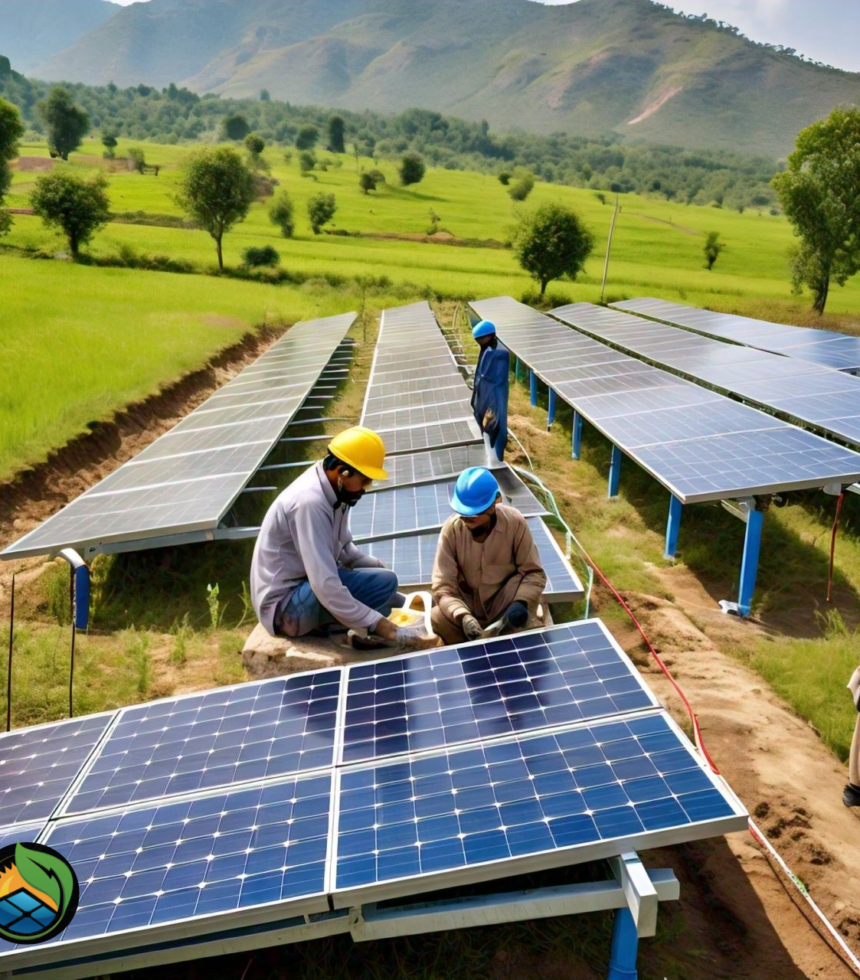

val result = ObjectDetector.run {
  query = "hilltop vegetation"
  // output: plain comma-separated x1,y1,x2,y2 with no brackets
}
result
0,68,782,212
17,0,860,156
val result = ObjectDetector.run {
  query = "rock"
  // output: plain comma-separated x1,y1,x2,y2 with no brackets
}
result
241,623,379,679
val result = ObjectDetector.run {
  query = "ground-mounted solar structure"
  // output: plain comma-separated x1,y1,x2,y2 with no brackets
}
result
470,297,860,616
613,297,860,373
1,314,358,562
0,619,747,979
356,302,583,605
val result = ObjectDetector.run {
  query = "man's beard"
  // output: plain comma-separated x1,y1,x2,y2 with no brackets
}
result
337,484,366,508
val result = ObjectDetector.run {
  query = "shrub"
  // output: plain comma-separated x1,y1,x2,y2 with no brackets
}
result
307,192,337,234
399,152,426,186
269,191,295,237
242,244,280,268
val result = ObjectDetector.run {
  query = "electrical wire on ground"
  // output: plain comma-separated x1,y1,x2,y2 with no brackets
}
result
510,456,860,978
828,491,846,604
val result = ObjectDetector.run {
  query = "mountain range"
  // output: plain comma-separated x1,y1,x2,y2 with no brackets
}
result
2,0,859,155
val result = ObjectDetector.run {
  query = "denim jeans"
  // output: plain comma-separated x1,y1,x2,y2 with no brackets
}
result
276,567,400,638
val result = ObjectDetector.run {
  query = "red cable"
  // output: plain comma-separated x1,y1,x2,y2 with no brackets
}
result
576,537,721,775
826,492,845,604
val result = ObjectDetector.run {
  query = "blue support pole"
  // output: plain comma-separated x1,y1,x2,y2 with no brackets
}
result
572,412,583,460
664,495,683,559
737,508,764,617
607,908,639,980
530,369,538,407
608,445,622,498
515,357,522,382
547,388,557,429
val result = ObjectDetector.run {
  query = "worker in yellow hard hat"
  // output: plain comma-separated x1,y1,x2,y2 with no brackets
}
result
251,426,407,643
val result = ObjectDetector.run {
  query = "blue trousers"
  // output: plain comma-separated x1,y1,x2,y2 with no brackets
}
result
276,567,400,638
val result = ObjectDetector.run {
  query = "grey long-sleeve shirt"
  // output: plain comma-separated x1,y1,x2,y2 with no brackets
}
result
250,461,381,636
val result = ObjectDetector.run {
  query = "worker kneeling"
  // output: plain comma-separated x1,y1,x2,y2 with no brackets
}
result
251,426,404,644
431,467,548,645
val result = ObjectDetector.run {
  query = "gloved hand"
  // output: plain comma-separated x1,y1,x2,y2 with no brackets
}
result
461,614,483,640
395,626,430,652
503,601,529,631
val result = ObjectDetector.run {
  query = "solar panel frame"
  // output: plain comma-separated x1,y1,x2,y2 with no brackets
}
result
328,709,746,909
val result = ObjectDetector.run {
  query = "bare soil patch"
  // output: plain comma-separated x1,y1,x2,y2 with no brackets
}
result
12,156,55,172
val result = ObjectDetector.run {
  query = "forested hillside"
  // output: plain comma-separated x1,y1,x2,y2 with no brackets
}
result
29,0,860,155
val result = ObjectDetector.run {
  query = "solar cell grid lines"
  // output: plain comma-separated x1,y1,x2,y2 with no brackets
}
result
332,711,745,904
614,297,860,372
26,773,333,954
471,296,860,503
2,313,356,560
373,445,494,491
366,385,468,415
364,399,476,432
0,714,114,832
61,671,342,817
375,419,482,456
339,621,656,765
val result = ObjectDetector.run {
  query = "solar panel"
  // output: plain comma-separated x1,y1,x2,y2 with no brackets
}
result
351,471,548,542
366,385,470,415
2,314,356,561
365,517,583,602
331,711,746,906
364,399,476,431
0,714,114,832
60,672,341,817
614,298,860,372
376,419,482,456
373,445,490,491
29,773,332,954
560,302,860,457
339,620,656,765
471,297,860,503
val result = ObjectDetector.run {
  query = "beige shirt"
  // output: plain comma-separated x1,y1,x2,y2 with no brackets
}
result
432,505,547,623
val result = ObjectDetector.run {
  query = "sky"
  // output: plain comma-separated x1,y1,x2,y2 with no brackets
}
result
106,0,859,73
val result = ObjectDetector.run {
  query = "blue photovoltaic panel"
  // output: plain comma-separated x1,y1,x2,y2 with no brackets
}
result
62,673,341,817
332,712,745,903
0,714,113,832
1,775,333,957
340,621,658,764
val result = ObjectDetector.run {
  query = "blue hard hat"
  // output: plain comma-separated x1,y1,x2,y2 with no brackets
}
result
472,320,496,340
450,467,501,517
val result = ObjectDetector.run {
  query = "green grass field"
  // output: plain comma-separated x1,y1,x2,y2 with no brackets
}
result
7,138,860,319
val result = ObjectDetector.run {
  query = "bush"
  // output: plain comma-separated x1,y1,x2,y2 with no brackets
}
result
242,244,280,268
399,152,426,186
307,192,337,234
269,191,295,238
359,172,377,194
498,172,511,185
299,150,316,173
509,169,535,202
128,146,146,174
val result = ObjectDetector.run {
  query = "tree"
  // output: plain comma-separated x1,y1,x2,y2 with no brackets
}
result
328,115,346,154
773,106,860,314
101,130,118,159
299,150,316,173
260,89,271,102
703,231,726,270
221,113,250,142
508,169,535,202
31,169,110,255
513,202,594,297
307,192,336,234
498,172,511,186
38,88,89,161
399,153,426,187
0,97,24,237
296,125,319,151
128,146,146,174
175,147,256,270
269,191,295,238
359,172,377,195
244,132,267,171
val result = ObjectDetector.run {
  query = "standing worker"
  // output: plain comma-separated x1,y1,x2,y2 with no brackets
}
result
431,467,547,645
251,426,413,646
845,666,860,807
471,320,510,463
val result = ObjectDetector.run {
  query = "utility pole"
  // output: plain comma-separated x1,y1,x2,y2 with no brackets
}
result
600,195,620,305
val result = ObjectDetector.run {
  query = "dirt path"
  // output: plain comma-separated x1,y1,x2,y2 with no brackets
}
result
608,568,860,977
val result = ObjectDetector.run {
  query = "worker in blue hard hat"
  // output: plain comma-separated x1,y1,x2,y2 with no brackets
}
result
431,467,547,645
471,320,510,463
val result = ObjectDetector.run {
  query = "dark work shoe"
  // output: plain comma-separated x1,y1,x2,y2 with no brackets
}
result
843,784,860,808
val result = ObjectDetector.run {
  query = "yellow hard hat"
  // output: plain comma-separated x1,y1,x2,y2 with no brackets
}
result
328,426,388,481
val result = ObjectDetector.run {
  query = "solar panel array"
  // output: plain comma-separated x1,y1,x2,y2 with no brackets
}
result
614,297,860,373
1,314,357,561
580,300,860,451
0,620,747,975
471,297,860,504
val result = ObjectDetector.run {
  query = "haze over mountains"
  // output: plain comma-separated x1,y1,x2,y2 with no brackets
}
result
3,0,859,155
